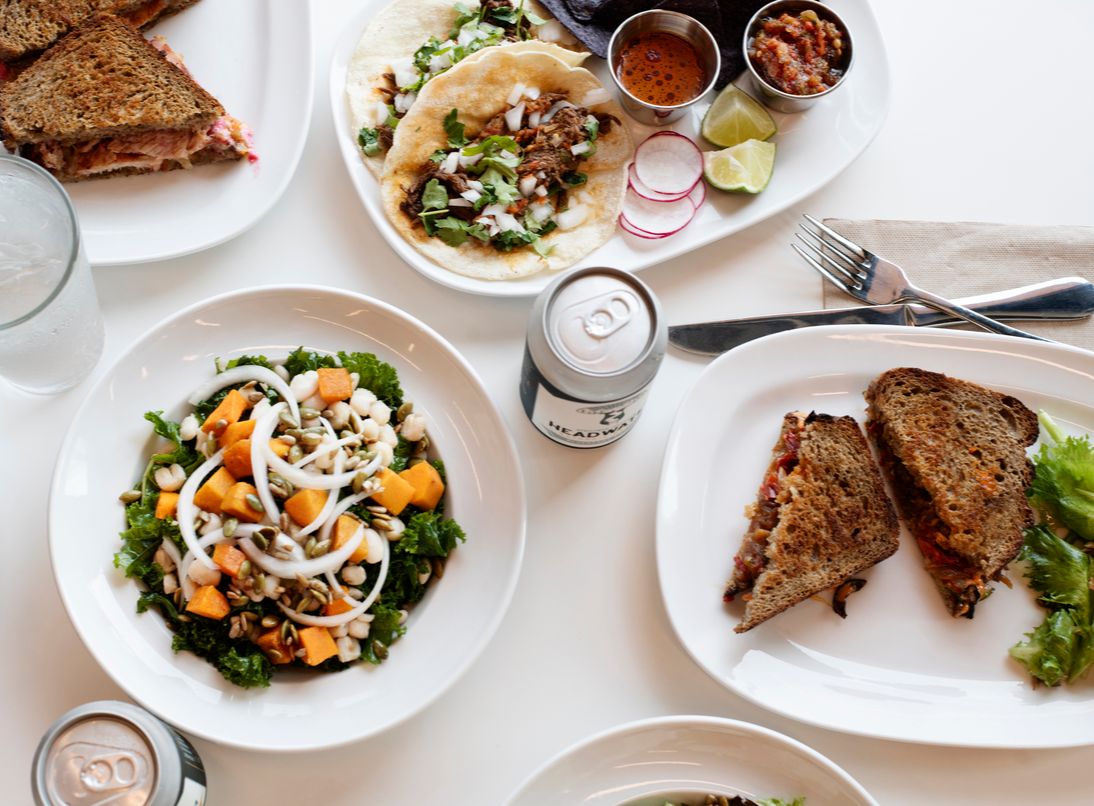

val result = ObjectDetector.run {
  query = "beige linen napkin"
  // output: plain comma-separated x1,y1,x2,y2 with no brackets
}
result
820,220,1094,349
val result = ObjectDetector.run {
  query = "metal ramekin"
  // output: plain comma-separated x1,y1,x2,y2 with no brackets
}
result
607,10,721,126
743,0,854,113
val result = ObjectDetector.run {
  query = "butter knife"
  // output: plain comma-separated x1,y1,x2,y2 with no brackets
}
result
670,277,1094,355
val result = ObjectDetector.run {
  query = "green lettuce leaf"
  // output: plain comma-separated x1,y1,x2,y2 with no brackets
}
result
1029,411,1094,540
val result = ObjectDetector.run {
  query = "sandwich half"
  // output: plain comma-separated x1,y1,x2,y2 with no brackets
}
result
0,0,200,72
725,411,900,633
865,367,1038,618
0,13,254,181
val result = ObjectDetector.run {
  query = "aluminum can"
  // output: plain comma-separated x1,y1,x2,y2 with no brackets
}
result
32,701,206,806
521,267,666,448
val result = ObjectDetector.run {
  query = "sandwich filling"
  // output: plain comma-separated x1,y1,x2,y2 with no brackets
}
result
870,426,987,618
398,91,616,255
724,413,804,600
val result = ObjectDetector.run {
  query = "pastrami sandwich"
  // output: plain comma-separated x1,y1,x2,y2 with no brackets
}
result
865,367,1038,618
725,411,900,633
0,13,254,181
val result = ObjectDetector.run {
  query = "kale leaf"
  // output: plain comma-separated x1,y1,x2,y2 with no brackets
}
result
360,601,407,664
401,511,466,557
283,346,338,377
225,354,273,371
337,351,403,409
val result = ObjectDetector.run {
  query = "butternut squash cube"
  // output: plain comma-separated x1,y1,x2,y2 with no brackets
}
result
220,482,264,523
201,388,250,432
222,439,256,479
369,467,414,516
256,628,292,665
284,488,329,526
193,467,236,513
323,597,356,617
268,439,291,459
331,514,368,563
317,367,353,403
221,418,257,448
399,462,445,511
185,585,230,620
154,491,179,520
212,543,247,577
298,626,338,666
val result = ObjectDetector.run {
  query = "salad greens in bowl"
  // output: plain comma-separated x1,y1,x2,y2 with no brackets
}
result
50,286,525,750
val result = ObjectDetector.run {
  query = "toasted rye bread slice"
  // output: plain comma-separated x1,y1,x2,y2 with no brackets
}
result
0,12,222,147
0,0,199,64
865,367,1038,616
731,412,900,633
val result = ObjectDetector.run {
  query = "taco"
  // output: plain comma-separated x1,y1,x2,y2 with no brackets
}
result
380,48,633,280
346,0,585,175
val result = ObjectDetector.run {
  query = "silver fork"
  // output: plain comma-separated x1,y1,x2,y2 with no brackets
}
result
792,215,1051,342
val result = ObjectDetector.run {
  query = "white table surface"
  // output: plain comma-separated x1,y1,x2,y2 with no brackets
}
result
5,1,1094,803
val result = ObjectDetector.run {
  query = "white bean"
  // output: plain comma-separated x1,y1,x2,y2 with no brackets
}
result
187,561,221,587
163,573,179,595
328,401,351,430
350,388,376,416
369,400,391,425
331,623,349,639
341,564,366,586
384,517,405,539
290,370,318,402
400,412,427,442
263,575,281,598
363,528,385,564
198,513,222,536
348,619,370,640
154,463,186,492
336,636,361,663
379,424,398,447
179,414,200,441
374,442,394,468
302,393,325,414
153,546,176,573
360,418,380,442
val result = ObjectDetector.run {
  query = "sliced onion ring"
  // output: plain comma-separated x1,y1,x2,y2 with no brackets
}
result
186,365,299,424
276,537,390,627
176,449,226,569
237,525,365,580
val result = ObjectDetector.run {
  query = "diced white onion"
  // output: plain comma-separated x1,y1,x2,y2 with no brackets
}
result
536,20,575,43
525,86,541,100
505,101,526,132
529,202,553,223
528,110,542,128
495,212,525,233
507,82,526,106
458,152,483,168
518,175,537,197
393,92,417,115
460,188,482,203
428,51,453,73
390,56,418,89
176,449,226,569
186,366,298,423
570,141,591,157
541,100,573,123
442,152,460,174
466,179,484,192
482,203,507,218
449,198,473,207
579,88,612,107
556,206,587,230
534,185,548,197
365,100,389,127
457,28,475,48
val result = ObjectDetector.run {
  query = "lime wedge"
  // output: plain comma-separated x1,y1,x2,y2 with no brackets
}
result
703,139,777,194
701,85,777,148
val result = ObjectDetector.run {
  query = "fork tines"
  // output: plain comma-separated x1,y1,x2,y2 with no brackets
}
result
794,215,869,291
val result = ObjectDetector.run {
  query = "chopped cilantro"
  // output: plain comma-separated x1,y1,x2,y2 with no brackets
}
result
358,127,382,156
443,108,468,148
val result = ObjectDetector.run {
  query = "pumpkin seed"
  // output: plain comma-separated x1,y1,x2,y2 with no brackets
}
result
245,494,265,512
279,410,299,429
300,432,324,447
371,640,389,660
253,572,266,592
308,539,331,559
118,489,142,504
396,402,414,422
246,390,266,404
295,648,308,659
279,512,291,532
345,455,361,471
304,536,317,556
237,560,252,580
288,445,304,464
261,615,279,628
251,533,269,551
213,418,229,435
299,406,321,420
223,517,239,538
352,472,369,494
308,578,329,595
281,620,297,644
278,434,297,446
177,614,192,623
431,557,446,580
267,649,285,663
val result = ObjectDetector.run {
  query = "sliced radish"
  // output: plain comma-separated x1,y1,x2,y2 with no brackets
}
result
689,180,707,208
618,214,678,239
633,132,703,196
621,188,696,235
628,164,694,202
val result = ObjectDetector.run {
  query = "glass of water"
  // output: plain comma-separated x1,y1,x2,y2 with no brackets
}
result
0,154,104,394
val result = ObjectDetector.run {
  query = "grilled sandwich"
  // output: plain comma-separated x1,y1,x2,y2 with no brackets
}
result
0,0,200,73
725,411,900,633
0,13,254,181
865,368,1038,618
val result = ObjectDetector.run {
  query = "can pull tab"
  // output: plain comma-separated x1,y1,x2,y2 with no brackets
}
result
582,293,635,339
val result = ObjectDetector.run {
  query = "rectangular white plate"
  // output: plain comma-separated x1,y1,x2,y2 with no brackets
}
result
658,325,1094,747
52,0,313,265
330,0,889,297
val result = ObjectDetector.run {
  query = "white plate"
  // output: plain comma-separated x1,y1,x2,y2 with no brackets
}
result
657,325,1094,748
65,0,313,265
329,0,889,297
49,285,526,751
506,715,878,805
